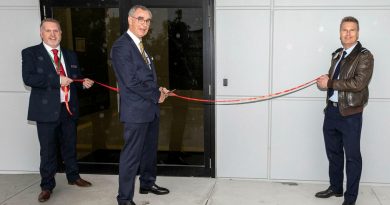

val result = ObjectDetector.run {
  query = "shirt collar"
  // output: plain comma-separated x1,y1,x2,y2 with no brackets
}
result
343,42,358,57
42,42,60,54
127,30,141,45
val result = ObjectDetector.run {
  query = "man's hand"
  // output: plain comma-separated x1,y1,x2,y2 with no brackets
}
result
165,89,176,97
60,76,73,87
158,87,170,103
316,74,329,90
82,78,94,89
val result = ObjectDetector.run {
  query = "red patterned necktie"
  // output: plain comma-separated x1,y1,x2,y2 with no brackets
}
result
52,49,72,115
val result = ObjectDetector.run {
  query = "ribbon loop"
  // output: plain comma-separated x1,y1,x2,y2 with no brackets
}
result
72,77,320,104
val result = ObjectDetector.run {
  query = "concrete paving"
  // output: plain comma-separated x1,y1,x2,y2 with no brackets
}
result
1,174,389,205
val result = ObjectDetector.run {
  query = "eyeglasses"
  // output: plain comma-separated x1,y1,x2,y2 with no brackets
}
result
131,16,152,25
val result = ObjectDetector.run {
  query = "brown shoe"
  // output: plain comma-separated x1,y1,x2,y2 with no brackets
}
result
68,178,92,187
38,190,51,202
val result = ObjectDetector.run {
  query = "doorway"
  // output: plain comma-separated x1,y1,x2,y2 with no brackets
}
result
39,0,214,177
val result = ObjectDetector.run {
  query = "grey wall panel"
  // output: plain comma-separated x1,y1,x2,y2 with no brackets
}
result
356,11,390,99
273,10,338,99
216,0,270,7
0,93,39,172
0,9,41,92
0,1,41,173
270,100,328,180
215,1,390,182
360,101,390,183
216,9,270,96
0,0,38,7
275,0,390,7
273,10,390,99
216,100,268,178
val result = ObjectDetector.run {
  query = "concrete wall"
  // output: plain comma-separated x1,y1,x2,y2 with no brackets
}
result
0,0,41,173
215,0,390,183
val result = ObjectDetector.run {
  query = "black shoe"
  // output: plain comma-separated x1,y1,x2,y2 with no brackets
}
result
315,187,343,198
342,201,355,205
118,201,136,205
139,183,169,195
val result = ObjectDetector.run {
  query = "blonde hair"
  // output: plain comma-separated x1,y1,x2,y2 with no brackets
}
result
340,16,359,31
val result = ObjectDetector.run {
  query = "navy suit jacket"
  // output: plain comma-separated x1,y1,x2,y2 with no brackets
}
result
111,33,160,123
22,43,83,122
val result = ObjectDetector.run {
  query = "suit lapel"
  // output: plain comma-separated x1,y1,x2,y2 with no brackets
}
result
38,43,58,75
124,33,157,82
125,33,151,68
125,33,143,60
146,51,157,82
61,48,71,76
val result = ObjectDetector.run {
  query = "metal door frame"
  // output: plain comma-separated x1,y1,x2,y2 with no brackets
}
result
39,0,215,177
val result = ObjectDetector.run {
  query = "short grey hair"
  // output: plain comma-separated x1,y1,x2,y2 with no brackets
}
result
40,18,62,31
128,5,152,19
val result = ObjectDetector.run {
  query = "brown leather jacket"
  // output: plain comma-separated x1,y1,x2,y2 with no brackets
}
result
327,41,374,116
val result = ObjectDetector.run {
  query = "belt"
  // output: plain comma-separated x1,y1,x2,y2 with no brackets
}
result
328,101,338,107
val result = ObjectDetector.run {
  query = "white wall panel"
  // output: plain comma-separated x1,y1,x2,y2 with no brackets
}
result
273,10,338,98
275,0,390,7
271,99,390,183
216,100,268,178
0,93,39,172
357,11,390,99
216,0,270,7
270,100,327,180
215,1,390,182
0,1,41,173
273,10,390,99
0,0,38,7
216,9,270,96
360,101,390,183
0,9,41,92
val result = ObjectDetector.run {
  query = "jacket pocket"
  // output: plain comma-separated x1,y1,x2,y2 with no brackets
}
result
346,88,368,107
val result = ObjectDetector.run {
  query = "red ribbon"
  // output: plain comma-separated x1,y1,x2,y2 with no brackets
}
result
72,77,320,104
73,79,119,92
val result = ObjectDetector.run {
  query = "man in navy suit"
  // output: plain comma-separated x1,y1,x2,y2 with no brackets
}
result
22,18,94,202
111,5,170,205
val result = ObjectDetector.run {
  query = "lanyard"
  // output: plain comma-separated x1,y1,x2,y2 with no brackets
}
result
48,49,63,75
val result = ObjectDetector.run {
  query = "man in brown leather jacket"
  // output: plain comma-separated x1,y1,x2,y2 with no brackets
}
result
315,16,374,205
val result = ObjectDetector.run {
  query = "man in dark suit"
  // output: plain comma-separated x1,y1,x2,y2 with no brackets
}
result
22,18,94,203
316,16,374,205
111,5,170,205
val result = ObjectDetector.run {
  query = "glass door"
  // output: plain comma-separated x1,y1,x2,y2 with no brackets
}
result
40,0,214,177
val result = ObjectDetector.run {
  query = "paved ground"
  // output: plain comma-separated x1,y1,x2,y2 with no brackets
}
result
1,174,389,205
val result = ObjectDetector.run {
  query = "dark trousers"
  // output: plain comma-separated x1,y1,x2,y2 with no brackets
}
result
323,105,362,203
117,116,159,204
36,104,80,191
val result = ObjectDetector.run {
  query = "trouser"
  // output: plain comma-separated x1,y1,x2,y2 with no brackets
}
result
323,104,362,203
37,104,80,191
117,116,159,204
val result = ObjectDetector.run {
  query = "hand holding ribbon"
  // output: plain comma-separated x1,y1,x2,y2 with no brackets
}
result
82,78,94,89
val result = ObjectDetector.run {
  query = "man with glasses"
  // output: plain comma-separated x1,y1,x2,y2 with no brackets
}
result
111,5,170,205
